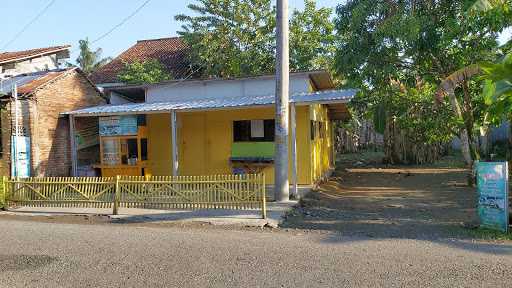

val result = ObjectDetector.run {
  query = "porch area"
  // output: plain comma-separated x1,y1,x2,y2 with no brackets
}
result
64,89,355,198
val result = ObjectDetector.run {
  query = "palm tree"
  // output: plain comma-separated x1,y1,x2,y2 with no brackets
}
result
76,38,111,74
436,65,482,168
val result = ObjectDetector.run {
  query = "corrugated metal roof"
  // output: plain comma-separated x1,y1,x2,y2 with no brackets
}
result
63,89,357,116
0,74,41,95
0,69,71,96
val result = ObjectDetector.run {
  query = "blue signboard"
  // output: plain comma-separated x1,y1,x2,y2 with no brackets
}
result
476,162,509,232
11,136,31,177
99,115,138,136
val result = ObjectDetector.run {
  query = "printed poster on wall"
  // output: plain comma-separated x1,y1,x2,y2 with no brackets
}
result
476,161,509,232
11,136,30,177
99,115,138,136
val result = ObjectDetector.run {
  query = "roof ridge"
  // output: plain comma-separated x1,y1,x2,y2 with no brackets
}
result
0,45,71,64
0,45,71,55
136,36,182,43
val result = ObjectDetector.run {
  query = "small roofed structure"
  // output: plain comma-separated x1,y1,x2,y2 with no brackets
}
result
0,46,70,79
64,70,354,197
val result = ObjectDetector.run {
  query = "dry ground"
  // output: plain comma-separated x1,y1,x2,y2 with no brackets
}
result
282,154,481,239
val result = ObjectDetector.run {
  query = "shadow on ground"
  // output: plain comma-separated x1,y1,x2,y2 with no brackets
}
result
281,156,512,254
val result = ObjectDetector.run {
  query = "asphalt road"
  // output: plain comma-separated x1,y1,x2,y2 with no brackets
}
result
0,219,511,287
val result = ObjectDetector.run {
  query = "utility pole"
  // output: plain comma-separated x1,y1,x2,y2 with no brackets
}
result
274,0,289,202
12,83,18,177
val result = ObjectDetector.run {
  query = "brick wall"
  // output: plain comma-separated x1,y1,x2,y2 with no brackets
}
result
0,70,105,177
32,70,105,176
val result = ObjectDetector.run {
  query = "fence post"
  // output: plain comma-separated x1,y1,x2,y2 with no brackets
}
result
0,176,6,210
113,175,120,215
261,174,267,219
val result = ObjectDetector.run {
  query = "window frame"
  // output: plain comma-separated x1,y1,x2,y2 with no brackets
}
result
233,119,275,142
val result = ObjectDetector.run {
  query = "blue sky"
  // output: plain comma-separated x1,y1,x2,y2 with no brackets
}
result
2,0,510,64
1,0,339,63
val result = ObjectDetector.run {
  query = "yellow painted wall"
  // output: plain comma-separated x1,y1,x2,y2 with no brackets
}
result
145,104,333,185
295,105,312,185
147,113,172,176
310,104,334,182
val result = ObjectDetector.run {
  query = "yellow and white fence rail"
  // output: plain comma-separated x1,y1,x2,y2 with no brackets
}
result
1,174,266,218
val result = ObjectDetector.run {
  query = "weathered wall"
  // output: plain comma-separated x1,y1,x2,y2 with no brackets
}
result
147,74,311,103
0,54,62,79
32,70,105,176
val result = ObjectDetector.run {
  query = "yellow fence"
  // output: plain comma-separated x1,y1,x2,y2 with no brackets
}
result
3,174,266,218
0,177,5,210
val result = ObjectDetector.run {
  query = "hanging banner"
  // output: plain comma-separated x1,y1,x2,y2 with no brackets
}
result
99,115,138,136
11,136,31,177
476,161,509,232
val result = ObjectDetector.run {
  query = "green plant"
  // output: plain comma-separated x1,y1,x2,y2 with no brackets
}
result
466,227,512,241
118,59,171,85
175,0,336,78
76,38,112,74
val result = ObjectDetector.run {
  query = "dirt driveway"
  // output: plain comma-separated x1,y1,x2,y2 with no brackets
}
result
282,158,478,238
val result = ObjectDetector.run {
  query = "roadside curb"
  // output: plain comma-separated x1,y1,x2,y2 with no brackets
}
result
0,203,294,228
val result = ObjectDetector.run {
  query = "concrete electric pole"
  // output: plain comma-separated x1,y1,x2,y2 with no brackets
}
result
274,0,290,202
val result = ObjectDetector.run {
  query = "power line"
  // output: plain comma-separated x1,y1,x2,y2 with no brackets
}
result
165,65,204,88
90,0,152,46
70,0,152,60
1,0,57,51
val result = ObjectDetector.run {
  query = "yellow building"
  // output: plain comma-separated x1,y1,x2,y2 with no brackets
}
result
65,71,354,195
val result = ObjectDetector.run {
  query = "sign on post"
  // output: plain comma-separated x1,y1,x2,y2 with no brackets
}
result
476,162,509,232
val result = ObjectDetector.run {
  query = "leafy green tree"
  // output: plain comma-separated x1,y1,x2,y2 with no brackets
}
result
334,0,512,166
470,0,510,12
175,0,336,78
175,0,276,78
481,54,512,124
76,38,111,74
290,0,335,72
118,60,171,85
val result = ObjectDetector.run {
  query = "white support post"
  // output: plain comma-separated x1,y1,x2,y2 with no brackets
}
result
274,0,290,202
12,83,19,177
171,110,178,176
290,103,298,198
69,115,78,176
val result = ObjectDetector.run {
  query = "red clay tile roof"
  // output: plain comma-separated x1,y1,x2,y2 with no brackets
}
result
0,45,70,64
90,37,192,84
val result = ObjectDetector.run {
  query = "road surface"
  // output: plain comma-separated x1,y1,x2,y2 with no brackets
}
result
1,218,511,287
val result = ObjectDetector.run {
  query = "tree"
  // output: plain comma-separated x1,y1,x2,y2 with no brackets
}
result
479,52,512,157
175,0,336,78
76,38,111,74
175,0,276,78
334,0,512,166
289,0,335,72
118,59,171,85
481,54,512,123
436,65,482,167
